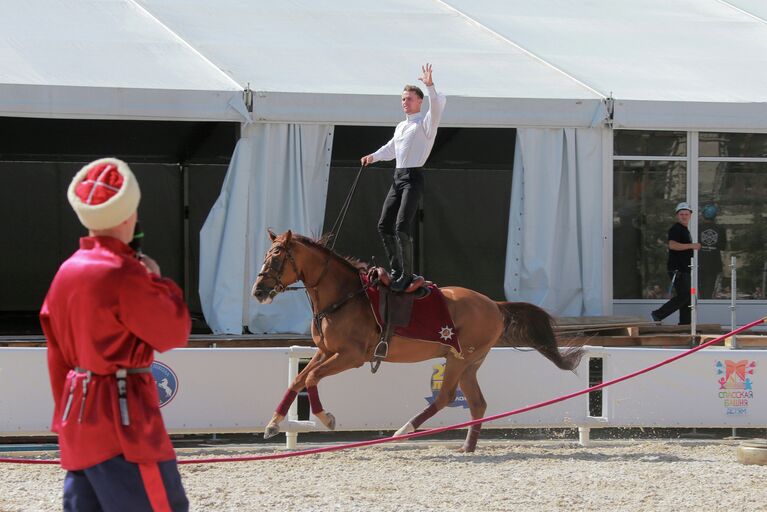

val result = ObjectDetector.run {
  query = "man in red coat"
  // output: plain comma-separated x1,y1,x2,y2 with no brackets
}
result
40,158,191,512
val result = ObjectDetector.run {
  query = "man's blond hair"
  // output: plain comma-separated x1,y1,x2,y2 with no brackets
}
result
402,85,424,99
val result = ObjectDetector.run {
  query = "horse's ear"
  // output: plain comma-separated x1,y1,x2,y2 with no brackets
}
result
285,230,292,243
268,229,277,242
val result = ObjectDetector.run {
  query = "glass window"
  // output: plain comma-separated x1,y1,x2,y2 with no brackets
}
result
698,162,767,300
613,160,687,299
699,132,767,158
614,130,687,157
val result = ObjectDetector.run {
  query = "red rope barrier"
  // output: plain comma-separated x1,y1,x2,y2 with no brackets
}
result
2,317,763,466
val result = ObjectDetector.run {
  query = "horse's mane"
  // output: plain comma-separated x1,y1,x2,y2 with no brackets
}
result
292,234,369,272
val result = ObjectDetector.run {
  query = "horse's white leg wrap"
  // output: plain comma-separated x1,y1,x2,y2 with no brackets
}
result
393,421,415,437
263,413,284,439
316,410,336,431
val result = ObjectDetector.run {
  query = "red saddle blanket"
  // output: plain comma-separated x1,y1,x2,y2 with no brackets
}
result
361,272,461,356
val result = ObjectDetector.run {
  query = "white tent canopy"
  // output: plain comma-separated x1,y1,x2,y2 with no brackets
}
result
443,0,767,130
136,0,606,128
4,1,766,128
0,0,247,121
7,0,765,128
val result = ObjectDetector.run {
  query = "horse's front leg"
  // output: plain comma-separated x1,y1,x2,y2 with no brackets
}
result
394,358,466,437
264,350,326,439
304,350,366,431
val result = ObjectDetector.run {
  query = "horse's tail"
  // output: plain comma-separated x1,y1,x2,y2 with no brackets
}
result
495,301,583,372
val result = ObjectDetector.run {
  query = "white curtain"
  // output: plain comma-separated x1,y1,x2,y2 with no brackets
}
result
200,123,334,334
504,128,604,315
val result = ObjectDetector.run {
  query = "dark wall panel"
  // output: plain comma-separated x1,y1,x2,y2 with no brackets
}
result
130,164,184,288
323,166,393,266
422,169,512,300
0,161,82,310
0,118,237,164
0,162,184,311
0,117,237,333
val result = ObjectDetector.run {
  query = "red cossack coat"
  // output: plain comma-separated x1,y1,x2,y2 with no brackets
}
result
40,236,190,470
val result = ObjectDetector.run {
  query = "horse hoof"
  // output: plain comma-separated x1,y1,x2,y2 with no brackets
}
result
325,412,336,431
263,423,280,439
317,411,336,431
458,445,476,454
393,422,415,437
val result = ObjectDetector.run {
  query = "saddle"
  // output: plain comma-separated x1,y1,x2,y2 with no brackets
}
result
367,267,431,373
370,266,428,295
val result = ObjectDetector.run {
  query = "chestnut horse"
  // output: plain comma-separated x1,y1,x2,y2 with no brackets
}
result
252,230,582,452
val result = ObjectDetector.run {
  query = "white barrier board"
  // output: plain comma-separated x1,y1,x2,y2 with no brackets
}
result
1,346,764,436
596,347,766,427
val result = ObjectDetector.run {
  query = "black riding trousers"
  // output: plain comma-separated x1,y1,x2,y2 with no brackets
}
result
377,167,424,236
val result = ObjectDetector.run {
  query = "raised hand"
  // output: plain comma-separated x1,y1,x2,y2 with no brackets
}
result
418,63,433,87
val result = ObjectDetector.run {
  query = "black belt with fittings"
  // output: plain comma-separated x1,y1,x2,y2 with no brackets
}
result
62,366,152,426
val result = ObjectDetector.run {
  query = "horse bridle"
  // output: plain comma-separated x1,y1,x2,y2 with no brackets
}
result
257,241,301,298
257,239,332,300
257,238,375,341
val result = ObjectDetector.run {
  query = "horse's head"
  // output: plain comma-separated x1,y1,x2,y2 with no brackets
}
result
251,229,300,304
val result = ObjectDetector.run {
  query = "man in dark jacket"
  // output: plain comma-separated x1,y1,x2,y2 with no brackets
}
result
651,202,701,324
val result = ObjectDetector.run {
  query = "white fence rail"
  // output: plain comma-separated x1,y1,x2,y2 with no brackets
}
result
1,347,764,445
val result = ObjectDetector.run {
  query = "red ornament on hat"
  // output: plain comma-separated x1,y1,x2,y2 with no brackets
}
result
68,158,141,230
75,162,125,205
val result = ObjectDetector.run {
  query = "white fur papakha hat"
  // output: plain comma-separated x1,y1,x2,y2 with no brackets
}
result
67,158,141,230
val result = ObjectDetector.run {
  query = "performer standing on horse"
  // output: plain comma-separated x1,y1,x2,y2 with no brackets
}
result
361,63,446,292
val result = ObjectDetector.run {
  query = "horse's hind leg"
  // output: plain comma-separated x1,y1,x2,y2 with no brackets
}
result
304,350,366,431
394,358,466,437
457,360,487,453
264,350,326,439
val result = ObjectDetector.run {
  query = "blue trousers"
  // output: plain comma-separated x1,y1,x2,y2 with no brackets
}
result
63,455,188,512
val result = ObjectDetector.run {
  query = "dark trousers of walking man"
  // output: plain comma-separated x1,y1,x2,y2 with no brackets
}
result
653,271,692,324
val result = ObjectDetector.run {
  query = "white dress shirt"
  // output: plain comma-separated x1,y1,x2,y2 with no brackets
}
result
371,85,446,168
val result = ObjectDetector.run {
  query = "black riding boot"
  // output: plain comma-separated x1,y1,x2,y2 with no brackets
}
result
380,233,402,280
390,231,414,292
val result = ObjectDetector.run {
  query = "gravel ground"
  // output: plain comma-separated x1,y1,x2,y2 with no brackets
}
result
1,439,766,512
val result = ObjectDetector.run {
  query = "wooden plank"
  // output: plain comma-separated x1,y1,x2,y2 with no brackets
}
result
555,324,655,334
574,335,696,347
555,315,646,326
639,324,722,334
701,335,767,349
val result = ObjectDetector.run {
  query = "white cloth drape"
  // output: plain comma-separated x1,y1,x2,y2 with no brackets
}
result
200,123,334,334
504,128,604,315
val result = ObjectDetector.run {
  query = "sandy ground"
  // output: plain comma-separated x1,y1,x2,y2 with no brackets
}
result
1,439,766,512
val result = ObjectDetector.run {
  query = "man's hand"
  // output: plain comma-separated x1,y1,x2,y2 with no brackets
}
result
360,155,375,166
418,63,434,87
139,254,161,276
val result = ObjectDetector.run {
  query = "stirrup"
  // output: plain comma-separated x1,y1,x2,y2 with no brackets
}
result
373,340,389,359
370,340,389,374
